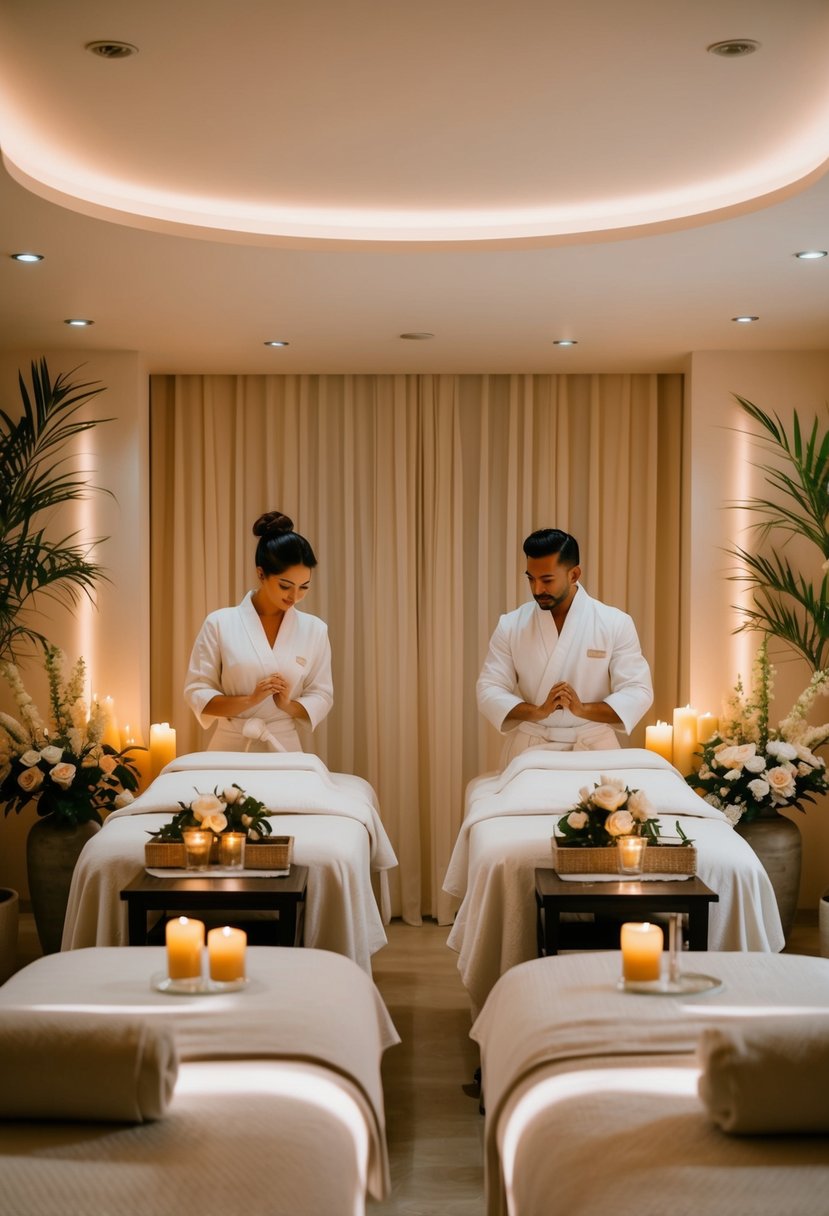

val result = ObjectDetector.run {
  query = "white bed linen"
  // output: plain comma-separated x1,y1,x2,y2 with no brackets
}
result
472,951,829,1216
444,749,784,1012
62,752,398,973
0,946,400,1216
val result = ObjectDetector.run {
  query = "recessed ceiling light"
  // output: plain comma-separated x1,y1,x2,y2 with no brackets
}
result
553,339,578,347
264,340,290,347
399,332,434,340
794,250,827,260
85,40,138,59
64,318,94,327
707,39,760,57
732,315,759,323
11,252,44,263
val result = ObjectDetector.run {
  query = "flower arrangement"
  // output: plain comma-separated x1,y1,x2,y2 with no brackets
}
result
690,640,829,825
150,785,274,842
0,647,139,826
555,776,664,847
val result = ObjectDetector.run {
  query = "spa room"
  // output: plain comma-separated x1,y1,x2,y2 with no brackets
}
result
1,2,828,1214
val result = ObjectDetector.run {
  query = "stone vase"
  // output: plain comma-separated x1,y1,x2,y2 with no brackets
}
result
736,807,801,942
26,816,100,954
0,887,19,984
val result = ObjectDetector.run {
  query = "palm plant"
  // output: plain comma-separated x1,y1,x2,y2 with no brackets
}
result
0,359,111,661
729,395,829,670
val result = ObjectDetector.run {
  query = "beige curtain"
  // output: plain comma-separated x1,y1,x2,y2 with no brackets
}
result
150,373,683,924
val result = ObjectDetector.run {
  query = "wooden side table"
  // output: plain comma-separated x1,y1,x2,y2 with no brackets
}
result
535,868,718,957
120,865,309,947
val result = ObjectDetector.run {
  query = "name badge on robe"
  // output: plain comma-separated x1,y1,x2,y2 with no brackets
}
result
295,656,307,666
586,649,607,658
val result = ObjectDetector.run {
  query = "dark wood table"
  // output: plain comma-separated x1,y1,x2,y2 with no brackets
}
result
535,868,719,956
120,865,309,947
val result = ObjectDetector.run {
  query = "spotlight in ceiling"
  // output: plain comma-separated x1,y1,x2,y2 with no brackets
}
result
399,332,434,340
85,40,138,59
553,339,578,347
732,315,759,323
64,318,94,327
264,340,290,347
707,39,760,57
11,252,44,263
794,250,827,260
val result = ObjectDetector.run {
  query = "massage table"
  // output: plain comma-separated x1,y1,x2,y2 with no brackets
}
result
443,749,784,1012
62,751,398,973
0,945,399,1216
473,951,829,1216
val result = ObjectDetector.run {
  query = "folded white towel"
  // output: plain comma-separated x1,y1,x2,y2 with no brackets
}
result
0,1011,178,1123
697,1015,829,1134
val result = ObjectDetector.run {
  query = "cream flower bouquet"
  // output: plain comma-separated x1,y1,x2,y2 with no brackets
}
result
555,776,664,847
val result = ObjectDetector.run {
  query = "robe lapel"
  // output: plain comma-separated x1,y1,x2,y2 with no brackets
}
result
238,591,282,672
531,585,589,700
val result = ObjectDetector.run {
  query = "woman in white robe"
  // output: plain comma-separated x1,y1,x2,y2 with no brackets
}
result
184,511,333,752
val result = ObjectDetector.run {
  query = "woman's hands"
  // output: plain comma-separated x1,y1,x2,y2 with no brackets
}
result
253,673,290,708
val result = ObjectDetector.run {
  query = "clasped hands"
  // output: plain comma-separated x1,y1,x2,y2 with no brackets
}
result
253,673,291,711
539,681,586,720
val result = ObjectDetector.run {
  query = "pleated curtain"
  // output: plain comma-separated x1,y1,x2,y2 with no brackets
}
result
150,372,683,924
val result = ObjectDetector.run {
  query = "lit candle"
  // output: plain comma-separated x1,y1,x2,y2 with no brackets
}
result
124,730,152,793
100,696,120,751
621,921,663,982
149,722,177,780
166,916,205,980
644,720,673,763
617,835,647,875
219,832,246,870
182,828,213,871
208,926,247,982
696,712,719,745
672,705,698,776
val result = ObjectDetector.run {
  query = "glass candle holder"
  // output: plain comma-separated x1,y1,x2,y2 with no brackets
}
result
617,835,647,876
219,832,246,870
182,828,212,871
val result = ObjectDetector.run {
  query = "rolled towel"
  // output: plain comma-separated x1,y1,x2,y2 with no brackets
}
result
0,1011,178,1123
697,1015,829,1134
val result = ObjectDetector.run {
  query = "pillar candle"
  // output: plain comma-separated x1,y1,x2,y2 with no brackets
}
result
621,921,663,982
124,731,152,793
166,916,205,980
208,926,247,982
696,712,719,745
149,722,177,780
644,721,673,763
100,696,120,751
672,705,698,776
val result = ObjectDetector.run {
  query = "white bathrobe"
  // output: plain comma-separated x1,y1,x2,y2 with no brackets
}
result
477,585,653,765
184,591,333,751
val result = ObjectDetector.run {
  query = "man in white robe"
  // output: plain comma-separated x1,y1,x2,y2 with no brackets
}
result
477,529,653,766
185,590,333,752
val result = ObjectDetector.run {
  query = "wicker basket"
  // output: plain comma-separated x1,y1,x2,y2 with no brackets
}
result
144,834,293,870
551,840,697,875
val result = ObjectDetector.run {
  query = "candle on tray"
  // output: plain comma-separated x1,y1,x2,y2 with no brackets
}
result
219,832,246,870
672,705,698,776
208,926,247,982
621,921,663,983
149,722,177,780
166,916,205,980
617,835,647,876
644,720,673,763
182,828,212,871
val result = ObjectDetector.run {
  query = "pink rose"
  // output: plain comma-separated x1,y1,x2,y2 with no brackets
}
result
18,766,44,793
49,762,77,789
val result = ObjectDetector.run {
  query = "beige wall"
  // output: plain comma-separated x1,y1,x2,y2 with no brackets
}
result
685,350,829,909
0,349,149,899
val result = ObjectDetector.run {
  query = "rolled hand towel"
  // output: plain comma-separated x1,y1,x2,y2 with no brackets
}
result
697,1015,829,1134
0,1010,178,1123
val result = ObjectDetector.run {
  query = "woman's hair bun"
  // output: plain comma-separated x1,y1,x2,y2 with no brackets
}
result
252,511,294,538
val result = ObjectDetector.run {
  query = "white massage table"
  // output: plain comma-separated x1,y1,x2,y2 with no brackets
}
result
0,946,399,1216
62,752,398,973
443,749,784,1012
472,951,829,1216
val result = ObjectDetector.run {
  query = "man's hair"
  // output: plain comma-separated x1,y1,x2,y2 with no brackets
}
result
522,528,580,567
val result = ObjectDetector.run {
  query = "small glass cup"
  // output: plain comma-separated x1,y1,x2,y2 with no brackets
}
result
182,828,213,871
617,835,647,877
219,831,246,870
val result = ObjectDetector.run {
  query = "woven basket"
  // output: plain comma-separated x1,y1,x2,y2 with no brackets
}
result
144,835,293,870
551,841,697,875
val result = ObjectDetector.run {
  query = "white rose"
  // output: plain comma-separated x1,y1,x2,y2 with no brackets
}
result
722,803,743,826
200,811,228,834
747,778,770,801
605,810,635,837
714,743,757,770
578,786,592,803
744,755,767,773
223,786,242,804
18,766,44,793
40,745,63,765
241,813,253,827
794,744,821,766
114,790,134,808
590,784,627,812
766,766,796,800
766,740,797,761
627,789,656,823
567,810,588,830
723,769,741,781
191,793,224,821
599,774,627,792
20,749,42,768
49,762,77,789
